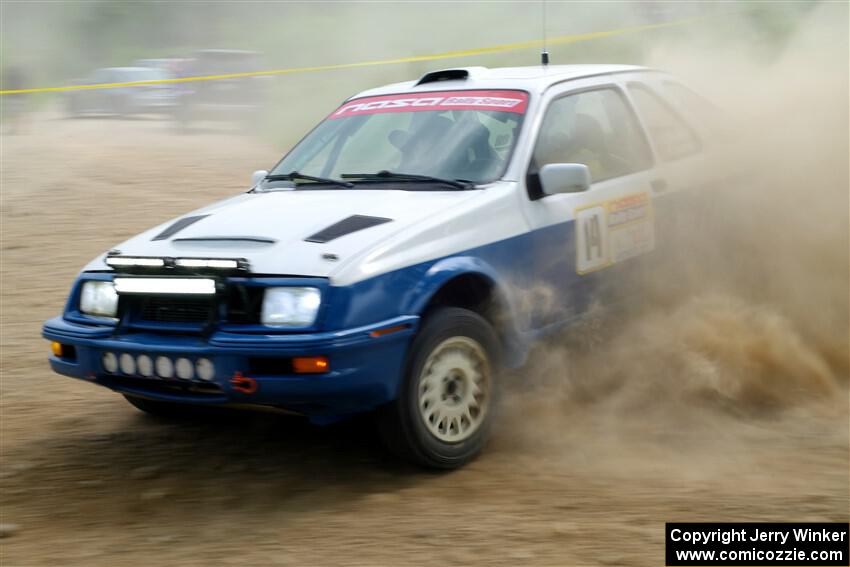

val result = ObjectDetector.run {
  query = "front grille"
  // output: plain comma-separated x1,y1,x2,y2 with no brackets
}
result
224,285,264,324
115,282,273,330
140,297,214,323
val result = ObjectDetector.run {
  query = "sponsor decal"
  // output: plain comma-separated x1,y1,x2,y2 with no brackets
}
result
330,90,529,118
575,191,655,274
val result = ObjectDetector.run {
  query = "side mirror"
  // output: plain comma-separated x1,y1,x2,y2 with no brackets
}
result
539,163,591,195
251,170,268,187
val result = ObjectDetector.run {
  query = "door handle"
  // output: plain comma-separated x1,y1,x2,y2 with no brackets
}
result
651,178,668,194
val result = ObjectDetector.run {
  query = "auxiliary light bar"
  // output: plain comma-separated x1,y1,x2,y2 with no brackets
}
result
113,277,217,295
105,256,165,268
105,256,248,271
174,258,239,269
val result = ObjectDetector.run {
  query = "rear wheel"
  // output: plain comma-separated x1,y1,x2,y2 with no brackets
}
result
377,307,500,469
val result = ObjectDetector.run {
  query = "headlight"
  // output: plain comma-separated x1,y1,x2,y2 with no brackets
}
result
261,287,321,327
79,281,118,318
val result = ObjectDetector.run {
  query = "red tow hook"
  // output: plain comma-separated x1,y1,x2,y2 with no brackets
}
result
230,371,258,394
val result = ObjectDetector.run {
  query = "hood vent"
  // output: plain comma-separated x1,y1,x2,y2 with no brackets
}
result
305,215,392,244
152,215,210,241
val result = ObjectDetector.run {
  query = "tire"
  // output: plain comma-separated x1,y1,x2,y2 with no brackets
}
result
377,307,501,469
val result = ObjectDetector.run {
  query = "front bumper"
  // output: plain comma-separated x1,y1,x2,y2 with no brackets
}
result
43,315,418,417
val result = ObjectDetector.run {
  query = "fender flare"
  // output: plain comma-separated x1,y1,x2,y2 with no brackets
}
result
402,256,527,367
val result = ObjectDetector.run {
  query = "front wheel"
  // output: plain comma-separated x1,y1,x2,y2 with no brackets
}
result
377,307,500,469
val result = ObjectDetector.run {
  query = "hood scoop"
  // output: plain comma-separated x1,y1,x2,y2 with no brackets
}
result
305,215,392,244
152,215,210,241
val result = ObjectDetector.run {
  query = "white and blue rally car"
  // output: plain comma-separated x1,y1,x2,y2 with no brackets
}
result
43,65,715,468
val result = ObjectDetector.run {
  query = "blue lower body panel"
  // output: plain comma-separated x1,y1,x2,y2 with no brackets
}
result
43,315,418,418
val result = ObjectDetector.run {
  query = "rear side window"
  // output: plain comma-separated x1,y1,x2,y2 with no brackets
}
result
628,83,701,160
662,81,730,140
662,81,717,118
531,88,651,185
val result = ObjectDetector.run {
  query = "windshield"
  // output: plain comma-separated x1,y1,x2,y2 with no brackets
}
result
269,90,528,186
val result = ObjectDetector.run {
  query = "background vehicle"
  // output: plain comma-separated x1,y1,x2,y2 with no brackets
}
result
132,57,187,77
65,67,177,117
172,49,270,131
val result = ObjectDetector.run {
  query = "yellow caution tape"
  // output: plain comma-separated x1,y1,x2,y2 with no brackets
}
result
0,19,691,95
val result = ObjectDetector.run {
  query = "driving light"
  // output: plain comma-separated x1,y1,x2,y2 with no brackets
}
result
80,280,118,318
102,352,118,373
196,358,215,381
175,358,194,380
175,258,240,269
106,256,166,268
261,287,321,327
119,353,136,375
113,277,216,295
155,356,174,379
137,355,154,377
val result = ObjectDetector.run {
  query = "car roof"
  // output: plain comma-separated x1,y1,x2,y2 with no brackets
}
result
350,64,650,99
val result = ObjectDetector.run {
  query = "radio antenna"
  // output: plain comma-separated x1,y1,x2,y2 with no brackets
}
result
541,0,549,66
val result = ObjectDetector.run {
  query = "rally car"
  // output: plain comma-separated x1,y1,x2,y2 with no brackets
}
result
43,65,715,468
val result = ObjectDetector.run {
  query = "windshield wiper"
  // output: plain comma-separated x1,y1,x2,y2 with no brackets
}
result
265,171,354,189
341,170,473,190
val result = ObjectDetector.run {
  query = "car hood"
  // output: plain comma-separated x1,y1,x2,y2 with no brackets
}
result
83,188,481,279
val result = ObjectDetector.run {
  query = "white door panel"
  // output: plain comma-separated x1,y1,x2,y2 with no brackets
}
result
517,77,660,327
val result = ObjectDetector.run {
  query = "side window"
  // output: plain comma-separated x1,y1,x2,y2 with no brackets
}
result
661,81,731,141
531,88,652,187
628,83,701,160
662,81,718,118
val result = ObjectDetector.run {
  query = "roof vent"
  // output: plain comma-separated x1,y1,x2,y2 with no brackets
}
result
415,67,484,86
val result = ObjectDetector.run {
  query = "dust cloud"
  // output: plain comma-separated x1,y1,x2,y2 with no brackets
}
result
500,3,848,485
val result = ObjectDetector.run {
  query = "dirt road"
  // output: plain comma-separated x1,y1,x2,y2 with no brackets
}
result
1,115,847,567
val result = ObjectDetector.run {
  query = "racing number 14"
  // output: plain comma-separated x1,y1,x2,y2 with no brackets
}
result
585,214,602,261
576,205,608,274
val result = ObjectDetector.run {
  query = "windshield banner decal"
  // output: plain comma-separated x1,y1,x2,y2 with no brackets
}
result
330,90,529,118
